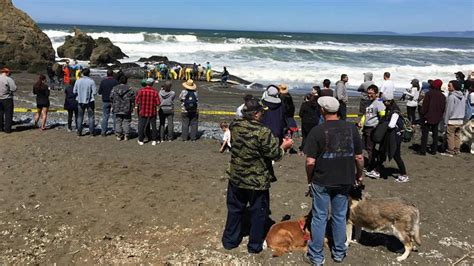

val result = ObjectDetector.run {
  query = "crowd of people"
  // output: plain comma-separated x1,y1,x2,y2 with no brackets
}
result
143,61,230,87
1,64,474,264
221,70,474,265
0,67,202,144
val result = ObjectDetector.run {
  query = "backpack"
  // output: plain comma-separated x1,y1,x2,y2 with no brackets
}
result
465,93,473,122
183,91,198,112
397,114,414,143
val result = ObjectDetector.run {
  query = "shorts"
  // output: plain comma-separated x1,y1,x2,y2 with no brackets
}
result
37,103,50,109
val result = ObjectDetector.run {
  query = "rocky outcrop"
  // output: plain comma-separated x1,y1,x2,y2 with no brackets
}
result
57,29,128,66
0,0,55,72
90,37,128,66
138,56,169,63
57,28,96,60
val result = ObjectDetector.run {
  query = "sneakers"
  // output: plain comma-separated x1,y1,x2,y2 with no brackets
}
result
302,254,325,266
137,140,144,146
396,175,410,183
365,169,381,179
152,141,157,146
332,254,346,263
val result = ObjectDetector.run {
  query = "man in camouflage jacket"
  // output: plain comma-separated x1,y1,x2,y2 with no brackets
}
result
222,98,293,253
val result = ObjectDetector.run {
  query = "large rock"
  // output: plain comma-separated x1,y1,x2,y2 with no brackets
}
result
138,56,169,63
90,37,128,66
0,0,55,71
57,28,96,60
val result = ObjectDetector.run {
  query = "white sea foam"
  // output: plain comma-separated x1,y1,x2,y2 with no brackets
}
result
43,29,474,90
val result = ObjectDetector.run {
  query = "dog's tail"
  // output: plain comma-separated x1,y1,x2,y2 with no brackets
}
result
413,208,422,246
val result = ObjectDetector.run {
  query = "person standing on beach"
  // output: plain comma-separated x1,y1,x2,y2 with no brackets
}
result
441,80,466,157
379,72,395,100
98,69,119,136
376,94,410,182
320,79,334,97
304,96,364,265
110,75,135,141
33,75,50,130
222,98,293,254
64,79,78,132
63,61,71,86
299,93,321,153
73,68,97,136
46,64,56,90
0,68,17,133
357,72,375,114
180,79,199,141
403,79,420,123
418,79,446,155
335,74,349,120
278,84,297,134
205,62,212,82
135,78,160,145
262,85,286,143
236,94,254,118
159,81,176,141
357,85,385,179
221,67,229,87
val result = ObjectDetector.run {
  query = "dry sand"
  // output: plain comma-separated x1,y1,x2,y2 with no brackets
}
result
0,73,473,264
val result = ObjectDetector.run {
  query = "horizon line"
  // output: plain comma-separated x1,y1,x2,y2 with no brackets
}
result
37,22,473,39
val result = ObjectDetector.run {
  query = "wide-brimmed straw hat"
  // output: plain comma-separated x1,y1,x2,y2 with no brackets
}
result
182,79,197,90
278,83,289,94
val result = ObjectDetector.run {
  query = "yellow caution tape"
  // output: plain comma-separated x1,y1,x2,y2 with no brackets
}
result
14,108,67,113
14,108,361,118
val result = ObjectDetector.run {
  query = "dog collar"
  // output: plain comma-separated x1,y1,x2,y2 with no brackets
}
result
299,220,311,241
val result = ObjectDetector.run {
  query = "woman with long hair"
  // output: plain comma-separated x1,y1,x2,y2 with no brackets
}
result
33,74,50,130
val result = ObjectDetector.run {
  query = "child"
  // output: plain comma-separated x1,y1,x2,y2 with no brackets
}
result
219,121,231,153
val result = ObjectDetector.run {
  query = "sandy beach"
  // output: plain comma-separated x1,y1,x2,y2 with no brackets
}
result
0,72,473,264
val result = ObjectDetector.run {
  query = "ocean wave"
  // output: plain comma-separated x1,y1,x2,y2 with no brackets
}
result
143,33,197,42
44,29,474,54
43,28,474,89
226,62,474,91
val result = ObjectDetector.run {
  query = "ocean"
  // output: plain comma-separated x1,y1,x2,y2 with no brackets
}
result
40,23,474,95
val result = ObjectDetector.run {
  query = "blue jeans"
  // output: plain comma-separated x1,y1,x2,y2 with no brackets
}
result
77,102,95,136
101,102,115,135
307,184,350,264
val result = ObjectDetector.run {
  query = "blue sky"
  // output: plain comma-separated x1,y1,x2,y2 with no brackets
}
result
13,0,474,33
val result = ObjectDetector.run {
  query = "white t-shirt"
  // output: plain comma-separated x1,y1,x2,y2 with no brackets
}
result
223,130,231,147
380,79,395,100
236,103,244,117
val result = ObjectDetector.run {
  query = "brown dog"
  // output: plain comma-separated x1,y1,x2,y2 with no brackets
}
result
264,214,312,257
347,184,421,261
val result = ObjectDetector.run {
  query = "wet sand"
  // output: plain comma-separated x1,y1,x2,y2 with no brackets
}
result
0,72,473,264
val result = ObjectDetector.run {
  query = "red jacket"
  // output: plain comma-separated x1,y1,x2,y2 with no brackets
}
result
135,86,160,117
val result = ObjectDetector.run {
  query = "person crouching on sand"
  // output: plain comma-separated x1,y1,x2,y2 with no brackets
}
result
33,74,50,130
219,121,231,153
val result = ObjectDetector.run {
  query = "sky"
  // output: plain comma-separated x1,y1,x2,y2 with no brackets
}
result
13,0,474,33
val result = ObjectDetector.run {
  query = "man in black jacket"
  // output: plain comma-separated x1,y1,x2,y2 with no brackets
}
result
98,69,119,136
